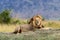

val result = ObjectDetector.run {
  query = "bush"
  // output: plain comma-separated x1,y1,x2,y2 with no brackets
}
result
12,20,20,24
0,10,11,24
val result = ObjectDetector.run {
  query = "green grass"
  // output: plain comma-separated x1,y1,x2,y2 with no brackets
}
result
0,30,60,40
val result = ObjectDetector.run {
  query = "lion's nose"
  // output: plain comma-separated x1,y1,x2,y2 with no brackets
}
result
37,27,41,29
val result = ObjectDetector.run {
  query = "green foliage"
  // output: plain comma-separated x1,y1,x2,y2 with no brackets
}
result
19,20,28,24
0,30,60,40
14,20,20,24
42,16,45,21
12,20,20,24
10,19,28,24
0,10,11,24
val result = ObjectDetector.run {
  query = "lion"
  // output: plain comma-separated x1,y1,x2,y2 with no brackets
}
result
11,24,37,34
10,15,44,34
28,15,44,29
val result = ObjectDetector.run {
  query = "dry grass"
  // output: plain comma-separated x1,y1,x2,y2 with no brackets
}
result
0,24,20,32
0,20,60,40
42,20,60,29
0,20,60,32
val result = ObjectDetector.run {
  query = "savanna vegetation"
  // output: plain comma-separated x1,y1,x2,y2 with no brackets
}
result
0,10,60,40
0,29,60,40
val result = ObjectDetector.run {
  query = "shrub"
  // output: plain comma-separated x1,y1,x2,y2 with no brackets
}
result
0,10,11,24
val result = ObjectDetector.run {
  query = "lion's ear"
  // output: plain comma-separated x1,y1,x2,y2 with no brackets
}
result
28,18,33,24
31,18,33,21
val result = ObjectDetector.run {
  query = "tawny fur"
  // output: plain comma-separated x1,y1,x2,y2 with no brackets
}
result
12,15,44,34
28,15,44,28
12,24,36,34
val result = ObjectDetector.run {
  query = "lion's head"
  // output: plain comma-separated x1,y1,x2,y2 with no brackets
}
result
28,15,44,29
